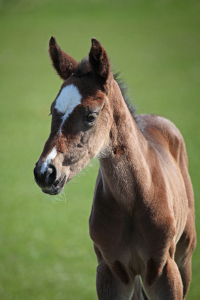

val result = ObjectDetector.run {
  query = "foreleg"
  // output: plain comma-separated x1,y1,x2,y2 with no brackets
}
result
142,256,183,300
96,261,134,300
175,212,196,298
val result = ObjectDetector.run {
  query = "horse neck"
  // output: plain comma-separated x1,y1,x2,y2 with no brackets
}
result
98,80,151,214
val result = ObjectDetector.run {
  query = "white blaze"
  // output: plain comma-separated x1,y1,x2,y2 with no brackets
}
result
55,84,82,132
41,147,57,174
40,85,81,174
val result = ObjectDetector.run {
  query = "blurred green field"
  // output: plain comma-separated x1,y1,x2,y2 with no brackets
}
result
0,0,200,299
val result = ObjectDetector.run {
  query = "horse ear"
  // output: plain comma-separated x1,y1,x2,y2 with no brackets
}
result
49,36,78,80
89,38,110,86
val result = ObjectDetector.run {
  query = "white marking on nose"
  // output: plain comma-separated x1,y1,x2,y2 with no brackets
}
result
41,147,57,174
55,84,82,132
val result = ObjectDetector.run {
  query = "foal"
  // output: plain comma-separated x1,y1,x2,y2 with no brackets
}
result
34,37,196,300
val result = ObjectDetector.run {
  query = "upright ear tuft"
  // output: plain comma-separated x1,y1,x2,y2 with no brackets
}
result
49,36,78,80
89,38,110,86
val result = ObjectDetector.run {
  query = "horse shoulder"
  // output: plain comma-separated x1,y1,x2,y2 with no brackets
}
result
136,114,193,209
135,114,192,245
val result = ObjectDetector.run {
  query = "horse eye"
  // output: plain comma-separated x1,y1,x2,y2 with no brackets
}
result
84,113,97,124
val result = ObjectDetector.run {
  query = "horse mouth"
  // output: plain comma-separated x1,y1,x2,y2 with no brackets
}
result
42,175,67,195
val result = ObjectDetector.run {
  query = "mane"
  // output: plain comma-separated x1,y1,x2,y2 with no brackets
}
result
75,58,137,120
113,72,137,120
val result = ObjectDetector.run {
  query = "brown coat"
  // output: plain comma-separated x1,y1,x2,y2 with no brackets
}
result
34,37,196,300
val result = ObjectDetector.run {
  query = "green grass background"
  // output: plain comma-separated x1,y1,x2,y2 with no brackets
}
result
0,0,200,299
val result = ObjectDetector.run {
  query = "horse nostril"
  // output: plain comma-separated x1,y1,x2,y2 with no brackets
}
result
46,165,57,184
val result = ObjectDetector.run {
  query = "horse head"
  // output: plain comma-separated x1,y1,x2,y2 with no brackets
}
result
34,37,115,195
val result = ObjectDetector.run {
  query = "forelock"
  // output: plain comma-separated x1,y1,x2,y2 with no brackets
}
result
74,58,91,77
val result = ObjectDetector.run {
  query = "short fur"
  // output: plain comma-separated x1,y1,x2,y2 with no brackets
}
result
34,37,196,300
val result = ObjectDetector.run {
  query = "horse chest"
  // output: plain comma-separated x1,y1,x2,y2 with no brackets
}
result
89,194,133,259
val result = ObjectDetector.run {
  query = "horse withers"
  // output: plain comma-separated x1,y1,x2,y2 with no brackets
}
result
34,37,196,300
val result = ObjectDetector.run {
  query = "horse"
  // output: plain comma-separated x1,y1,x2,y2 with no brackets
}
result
34,36,196,300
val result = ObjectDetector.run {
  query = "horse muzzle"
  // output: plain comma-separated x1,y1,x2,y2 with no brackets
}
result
34,162,66,195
